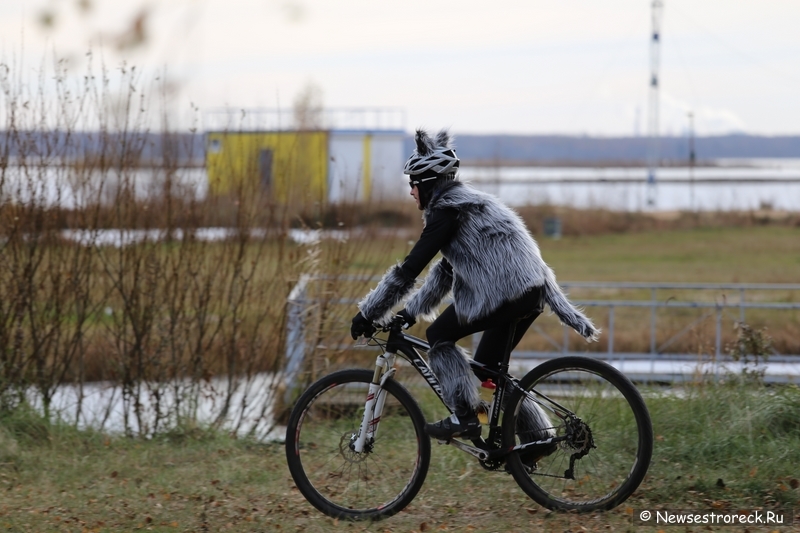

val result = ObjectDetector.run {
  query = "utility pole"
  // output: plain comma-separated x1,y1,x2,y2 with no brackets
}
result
646,0,663,208
688,111,696,211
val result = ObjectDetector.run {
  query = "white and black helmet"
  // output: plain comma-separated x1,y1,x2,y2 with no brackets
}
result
403,129,460,176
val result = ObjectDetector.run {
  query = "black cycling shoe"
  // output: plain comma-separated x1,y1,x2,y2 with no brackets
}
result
425,413,481,440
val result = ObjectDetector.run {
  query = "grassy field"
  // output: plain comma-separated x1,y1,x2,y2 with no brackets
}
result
1,379,799,532
2,222,799,532
4,224,798,383
328,224,800,361
2,65,797,531
339,224,800,284
539,225,800,283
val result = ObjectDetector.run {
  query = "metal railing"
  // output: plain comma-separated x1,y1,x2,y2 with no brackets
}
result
285,278,800,388
530,281,800,357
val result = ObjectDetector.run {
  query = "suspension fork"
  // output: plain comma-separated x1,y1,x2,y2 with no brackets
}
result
352,350,397,453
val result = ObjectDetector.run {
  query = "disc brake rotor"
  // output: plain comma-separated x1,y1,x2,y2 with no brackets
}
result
341,432,372,463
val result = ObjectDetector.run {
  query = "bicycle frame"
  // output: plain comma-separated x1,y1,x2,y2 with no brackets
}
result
354,323,565,462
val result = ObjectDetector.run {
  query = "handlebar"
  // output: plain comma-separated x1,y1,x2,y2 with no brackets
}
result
360,315,406,340
376,315,407,333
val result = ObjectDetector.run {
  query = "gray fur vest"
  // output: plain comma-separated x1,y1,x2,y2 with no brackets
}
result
359,181,599,340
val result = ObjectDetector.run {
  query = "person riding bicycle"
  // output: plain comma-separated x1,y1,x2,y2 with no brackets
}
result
351,129,600,441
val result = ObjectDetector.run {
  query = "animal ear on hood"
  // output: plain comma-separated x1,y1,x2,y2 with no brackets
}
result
414,129,435,156
414,128,454,156
434,129,452,149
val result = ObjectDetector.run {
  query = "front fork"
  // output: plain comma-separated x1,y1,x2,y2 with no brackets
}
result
351,351,397,453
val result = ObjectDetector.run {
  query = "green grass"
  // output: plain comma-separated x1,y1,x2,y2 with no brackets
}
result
336,225,800,356
2,223,799,531
5,225,799,383
344,225,800,282
2,380,799,532
539,226,800,283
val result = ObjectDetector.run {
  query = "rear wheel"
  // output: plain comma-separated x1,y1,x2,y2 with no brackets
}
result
503,357,653,512
285,369,431,520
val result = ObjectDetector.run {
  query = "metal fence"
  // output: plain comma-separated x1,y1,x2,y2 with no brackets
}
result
286,277,800,387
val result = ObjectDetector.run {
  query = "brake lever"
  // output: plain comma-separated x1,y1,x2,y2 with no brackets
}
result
353,336,371,347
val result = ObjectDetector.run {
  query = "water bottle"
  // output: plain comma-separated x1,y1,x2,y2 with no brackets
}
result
477,379,496,424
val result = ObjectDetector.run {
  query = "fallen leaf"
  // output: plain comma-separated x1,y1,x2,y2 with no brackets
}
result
420,522,429,532
790,479,799,489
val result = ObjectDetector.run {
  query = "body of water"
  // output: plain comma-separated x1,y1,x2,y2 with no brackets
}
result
26,356,800,440
3,159,799,212
28,373,283,440
461,159,800,211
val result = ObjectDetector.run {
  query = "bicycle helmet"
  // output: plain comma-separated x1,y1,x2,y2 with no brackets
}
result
404,129,460,176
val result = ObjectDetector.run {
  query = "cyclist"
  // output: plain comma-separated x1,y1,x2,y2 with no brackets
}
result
351,129,600,441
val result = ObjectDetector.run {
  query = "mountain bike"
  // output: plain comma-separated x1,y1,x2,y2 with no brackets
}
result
284,316,653,521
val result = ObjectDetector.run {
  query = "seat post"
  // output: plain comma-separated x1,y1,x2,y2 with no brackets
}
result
498,318,520,374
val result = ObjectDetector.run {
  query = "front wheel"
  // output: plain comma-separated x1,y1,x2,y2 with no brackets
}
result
285,369,431,520
503,356,653,512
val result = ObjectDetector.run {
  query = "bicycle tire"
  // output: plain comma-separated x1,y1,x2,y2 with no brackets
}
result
502,356,653,512
285,369,431,520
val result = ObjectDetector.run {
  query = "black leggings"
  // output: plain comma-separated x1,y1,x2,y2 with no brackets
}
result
425,286,544,374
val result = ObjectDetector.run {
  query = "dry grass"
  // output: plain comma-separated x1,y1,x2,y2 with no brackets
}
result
0,58,401,436
516,204,800,238
1,381,799,532
2,55,798,440
1,54,799,532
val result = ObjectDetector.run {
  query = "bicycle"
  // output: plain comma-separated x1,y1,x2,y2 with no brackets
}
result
285,316,653,521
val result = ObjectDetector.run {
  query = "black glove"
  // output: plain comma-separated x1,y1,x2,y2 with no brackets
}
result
397,309,416,329
350,311,375,340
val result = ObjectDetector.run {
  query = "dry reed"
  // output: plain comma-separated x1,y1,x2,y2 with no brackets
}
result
0,56,397,437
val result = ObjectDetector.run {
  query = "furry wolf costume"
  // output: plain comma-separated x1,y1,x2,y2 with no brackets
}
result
358,129,598,437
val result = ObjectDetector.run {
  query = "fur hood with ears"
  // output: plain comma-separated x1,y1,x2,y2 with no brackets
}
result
412,128,454,157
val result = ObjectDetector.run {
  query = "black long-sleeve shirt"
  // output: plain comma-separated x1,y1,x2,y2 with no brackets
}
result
397,207,459,281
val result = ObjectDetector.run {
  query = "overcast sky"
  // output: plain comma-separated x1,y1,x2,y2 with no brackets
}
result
3,0,800,136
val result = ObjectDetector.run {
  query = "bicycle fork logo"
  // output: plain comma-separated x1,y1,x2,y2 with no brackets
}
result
411,359,444,399
366,391,381,434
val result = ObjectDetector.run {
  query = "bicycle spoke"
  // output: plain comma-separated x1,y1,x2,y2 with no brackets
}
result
503,357,652,512
286,369,430,520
